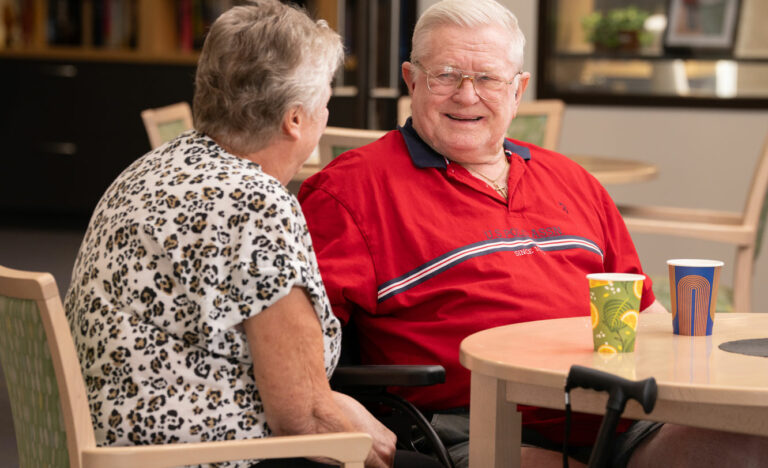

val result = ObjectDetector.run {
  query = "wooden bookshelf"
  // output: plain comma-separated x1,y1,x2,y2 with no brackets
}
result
0,0,225,64
0,0,344,64
0,0,353,224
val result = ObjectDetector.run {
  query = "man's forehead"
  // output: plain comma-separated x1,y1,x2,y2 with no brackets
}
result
420,24,517,69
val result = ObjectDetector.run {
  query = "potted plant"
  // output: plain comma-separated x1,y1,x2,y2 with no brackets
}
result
582,6,652,52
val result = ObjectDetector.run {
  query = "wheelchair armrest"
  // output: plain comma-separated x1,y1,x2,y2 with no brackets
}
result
331,364,445,388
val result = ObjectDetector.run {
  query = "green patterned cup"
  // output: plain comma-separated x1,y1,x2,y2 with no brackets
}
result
587,273,644,354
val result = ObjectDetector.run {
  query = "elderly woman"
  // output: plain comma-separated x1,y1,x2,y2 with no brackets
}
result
64,2,409,467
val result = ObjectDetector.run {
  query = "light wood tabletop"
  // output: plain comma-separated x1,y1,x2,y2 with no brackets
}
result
571,155,658,185
459,313,768,468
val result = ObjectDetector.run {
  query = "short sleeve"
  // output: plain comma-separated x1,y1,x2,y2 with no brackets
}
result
203,183,338,356
225,190,314,325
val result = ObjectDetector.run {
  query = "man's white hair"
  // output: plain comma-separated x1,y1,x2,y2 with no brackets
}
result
411,0,525,69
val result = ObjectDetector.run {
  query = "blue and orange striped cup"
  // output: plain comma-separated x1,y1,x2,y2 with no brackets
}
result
667,259,723,336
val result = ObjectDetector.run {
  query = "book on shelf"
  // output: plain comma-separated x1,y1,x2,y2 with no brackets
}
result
0,0,19,47
93,0,137,49
0,0,242,53
48,0,81,45
178,0,240,51
0,0,39,48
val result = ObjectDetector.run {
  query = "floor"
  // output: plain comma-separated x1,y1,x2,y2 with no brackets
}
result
0,226,86,468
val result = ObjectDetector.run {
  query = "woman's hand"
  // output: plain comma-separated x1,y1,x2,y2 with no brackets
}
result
333,392,396,468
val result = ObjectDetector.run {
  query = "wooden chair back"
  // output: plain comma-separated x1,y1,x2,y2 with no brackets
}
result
140,102,194,149
742,135,768,259
507,99,565,151
295,127,386,182
318,127,388,165
0,266,92,468
619,133,768,312
0,265,371,467
396,97,565,150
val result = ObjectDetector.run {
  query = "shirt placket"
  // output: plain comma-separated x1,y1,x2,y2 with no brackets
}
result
446,152,527,214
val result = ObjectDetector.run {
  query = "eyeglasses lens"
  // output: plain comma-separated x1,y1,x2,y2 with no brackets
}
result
425,68,509,102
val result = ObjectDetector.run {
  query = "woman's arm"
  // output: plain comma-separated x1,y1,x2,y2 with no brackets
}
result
244,287,395,467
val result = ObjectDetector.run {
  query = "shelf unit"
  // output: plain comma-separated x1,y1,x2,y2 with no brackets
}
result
0,0,214,225
0,0,409,226
536,0,768,108
0,0,216,64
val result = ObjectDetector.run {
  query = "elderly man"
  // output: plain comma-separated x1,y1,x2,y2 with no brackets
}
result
299,1,767,467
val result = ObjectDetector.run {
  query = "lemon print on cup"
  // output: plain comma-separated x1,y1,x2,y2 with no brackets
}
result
620,310,639,331
597,344,618,355
587,273,644,353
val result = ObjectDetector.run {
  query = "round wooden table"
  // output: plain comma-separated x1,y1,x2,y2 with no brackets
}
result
571,155,658,185
459,313,768,468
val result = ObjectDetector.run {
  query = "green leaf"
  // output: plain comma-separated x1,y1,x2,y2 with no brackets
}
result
603,298,635,330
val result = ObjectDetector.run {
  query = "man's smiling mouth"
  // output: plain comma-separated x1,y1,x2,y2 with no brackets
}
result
446,114,482,121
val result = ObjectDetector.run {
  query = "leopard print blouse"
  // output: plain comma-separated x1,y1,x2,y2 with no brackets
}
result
64,131,341,462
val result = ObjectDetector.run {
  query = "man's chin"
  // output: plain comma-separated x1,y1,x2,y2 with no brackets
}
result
440,144,496,162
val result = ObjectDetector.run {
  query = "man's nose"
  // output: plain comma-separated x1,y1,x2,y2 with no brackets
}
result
454,75,480,101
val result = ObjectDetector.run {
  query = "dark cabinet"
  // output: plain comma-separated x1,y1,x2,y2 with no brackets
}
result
0,58,196,225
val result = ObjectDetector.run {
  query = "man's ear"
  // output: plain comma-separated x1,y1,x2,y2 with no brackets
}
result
514,72,531,105
282,106,302,140
402,62,416,95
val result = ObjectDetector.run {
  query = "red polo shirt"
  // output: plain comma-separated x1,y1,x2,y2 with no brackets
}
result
299,120,654,445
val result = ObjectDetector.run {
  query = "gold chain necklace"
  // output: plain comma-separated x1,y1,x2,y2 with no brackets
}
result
466,157,509,198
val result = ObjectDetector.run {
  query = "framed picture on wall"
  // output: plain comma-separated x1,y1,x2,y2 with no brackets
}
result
664,0,741,54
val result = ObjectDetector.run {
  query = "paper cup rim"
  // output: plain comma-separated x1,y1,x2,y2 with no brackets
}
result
666,259,724,267
586,273,645,281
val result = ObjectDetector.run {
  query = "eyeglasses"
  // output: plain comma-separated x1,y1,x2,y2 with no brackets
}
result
413,61,521,103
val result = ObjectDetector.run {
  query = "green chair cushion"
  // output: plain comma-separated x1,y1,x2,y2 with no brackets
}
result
0,295,69,468
157,120,191,146
506,114,548,147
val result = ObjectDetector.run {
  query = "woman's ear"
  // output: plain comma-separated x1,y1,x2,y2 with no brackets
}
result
282,106,302,140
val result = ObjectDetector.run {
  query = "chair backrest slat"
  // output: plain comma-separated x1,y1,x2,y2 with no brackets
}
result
740,135,768,259
317,127,388,167
141,102,194,149
507,99,565,151
0,295,70,467
0,266,97,468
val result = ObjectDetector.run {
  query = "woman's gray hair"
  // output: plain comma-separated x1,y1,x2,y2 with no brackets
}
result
411,0,525,69
194,0,343,154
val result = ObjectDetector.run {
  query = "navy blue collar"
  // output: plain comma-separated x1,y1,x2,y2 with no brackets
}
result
397,117,531,169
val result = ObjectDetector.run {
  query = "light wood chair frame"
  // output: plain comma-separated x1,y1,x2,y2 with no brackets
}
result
140,102,194,149
618,134,768,312
396,96,565,150
513,99,565,151
0,265,371,468
295,126,387,181
397,96,412,127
